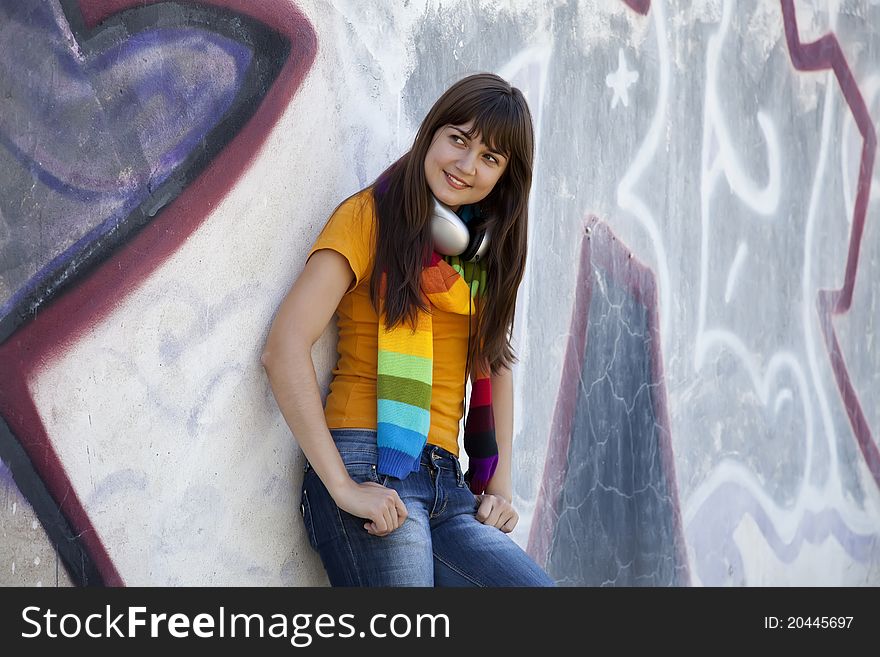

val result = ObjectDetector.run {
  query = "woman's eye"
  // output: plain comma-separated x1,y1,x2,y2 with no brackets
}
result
484,154,499,165
451,135,465,145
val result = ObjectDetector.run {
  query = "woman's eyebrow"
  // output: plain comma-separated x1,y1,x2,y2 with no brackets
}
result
449,127,506,158
481,143,507,160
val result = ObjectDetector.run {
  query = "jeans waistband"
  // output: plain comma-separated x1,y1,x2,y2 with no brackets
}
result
328,428,460,469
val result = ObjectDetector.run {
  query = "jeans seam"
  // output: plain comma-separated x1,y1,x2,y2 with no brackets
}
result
334,503,363,586
429,462,445,519
435,474,448,516
301,489,318,549
432,552,487,587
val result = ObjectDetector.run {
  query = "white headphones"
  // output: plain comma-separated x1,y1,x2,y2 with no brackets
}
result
430,197,490,262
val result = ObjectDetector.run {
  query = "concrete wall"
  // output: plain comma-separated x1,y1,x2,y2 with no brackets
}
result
1,0,877,586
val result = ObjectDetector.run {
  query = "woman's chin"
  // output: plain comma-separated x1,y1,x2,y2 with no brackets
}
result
429,189,462,209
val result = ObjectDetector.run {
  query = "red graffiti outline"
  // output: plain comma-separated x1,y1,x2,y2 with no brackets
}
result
622,0,650,16
527,217,689,585
780,1,880,487
0,0,317,585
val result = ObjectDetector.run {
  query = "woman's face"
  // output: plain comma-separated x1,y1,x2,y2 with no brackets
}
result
423,122,508,212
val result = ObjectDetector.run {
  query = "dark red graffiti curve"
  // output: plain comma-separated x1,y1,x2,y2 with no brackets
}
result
0,0,317,585
622,0,650,16
527,217,689,583
780,1,880,487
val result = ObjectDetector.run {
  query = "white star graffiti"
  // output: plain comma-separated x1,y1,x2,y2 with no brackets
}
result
606,48,639,109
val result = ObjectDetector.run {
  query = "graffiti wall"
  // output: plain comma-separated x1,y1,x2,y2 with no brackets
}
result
1,0,877,586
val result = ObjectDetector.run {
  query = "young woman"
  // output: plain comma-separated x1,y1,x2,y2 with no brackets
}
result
262,73,554,586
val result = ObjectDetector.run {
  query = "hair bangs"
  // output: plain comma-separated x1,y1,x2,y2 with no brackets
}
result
469,95,523,158
439,92,522,159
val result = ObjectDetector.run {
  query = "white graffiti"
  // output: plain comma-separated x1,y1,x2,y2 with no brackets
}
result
610,0,879,583
723,241,748,304
606,48,639,109
616,0,672,346
685,0,880,583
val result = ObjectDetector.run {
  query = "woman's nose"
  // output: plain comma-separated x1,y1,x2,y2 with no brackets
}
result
456,149,477,175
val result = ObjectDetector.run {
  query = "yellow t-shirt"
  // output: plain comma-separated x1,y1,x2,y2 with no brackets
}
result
307,188,473,456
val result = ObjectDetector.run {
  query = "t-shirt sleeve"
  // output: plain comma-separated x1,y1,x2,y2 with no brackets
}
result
307,191,377,294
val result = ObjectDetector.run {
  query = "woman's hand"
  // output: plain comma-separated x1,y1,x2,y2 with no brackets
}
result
474,493,518,533
331,479,408,537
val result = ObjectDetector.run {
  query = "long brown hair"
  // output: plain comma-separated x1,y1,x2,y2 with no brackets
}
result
369,73,534,375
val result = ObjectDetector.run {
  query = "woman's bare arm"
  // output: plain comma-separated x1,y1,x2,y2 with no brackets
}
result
485,364,513,503
261,248,407,535
474,364,519,533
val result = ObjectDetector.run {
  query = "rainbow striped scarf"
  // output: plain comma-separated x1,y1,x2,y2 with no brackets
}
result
377,252,498,494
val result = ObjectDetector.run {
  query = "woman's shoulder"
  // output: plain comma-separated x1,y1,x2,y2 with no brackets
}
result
333,186,377,217
315,187,378,251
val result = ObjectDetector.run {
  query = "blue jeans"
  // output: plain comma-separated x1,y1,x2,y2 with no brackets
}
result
299,428,555,587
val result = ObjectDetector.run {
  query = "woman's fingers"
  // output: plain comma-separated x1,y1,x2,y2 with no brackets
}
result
475,494,500,525
395,496,408,522
475,494,518,532
499,511,518,533
373,503,393,536
372,509,389,534
385,501,398,532
359,482,406,536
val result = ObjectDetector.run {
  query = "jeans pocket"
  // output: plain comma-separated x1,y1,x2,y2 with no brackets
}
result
301,441,384,549
340,461,380,486
335,444,381,485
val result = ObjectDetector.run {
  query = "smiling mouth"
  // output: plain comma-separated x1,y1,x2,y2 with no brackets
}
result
443,171,470,189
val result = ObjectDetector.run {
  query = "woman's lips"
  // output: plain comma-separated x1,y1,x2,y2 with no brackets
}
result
444,170,470,189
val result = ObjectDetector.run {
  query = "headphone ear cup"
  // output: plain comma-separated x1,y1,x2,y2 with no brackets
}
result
431,200,472,257
460,226,489,262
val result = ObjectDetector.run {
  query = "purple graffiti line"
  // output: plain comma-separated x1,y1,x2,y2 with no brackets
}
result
527,216,689,585
688,481,877,585
621,0,650,16
0,0,262,340
780,1,880,487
